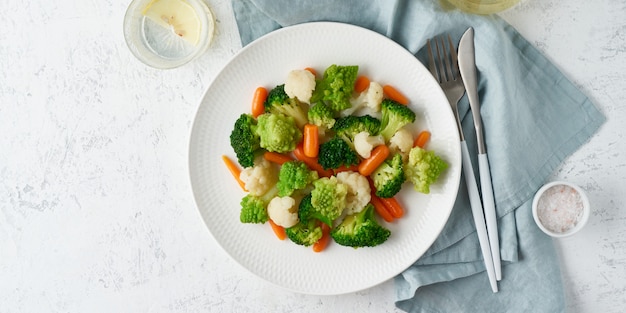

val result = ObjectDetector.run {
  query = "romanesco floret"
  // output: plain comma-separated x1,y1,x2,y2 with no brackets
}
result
405,146,448,194
353,131,385,159
267,196,299,228
379,99,416,141
284,69,316,104
256,113,302,153
311,64,359,111
342,81,384,116
307,102,336,133
264,84,309,128
310,176,348,226
332,115,381,150
330,204,391,248
276,160,319,197
285,219,323,247
239,157,278,196
229,113,261,168
371,153,406,198
335,171,371,215
317,137,359,170
239,185,279,224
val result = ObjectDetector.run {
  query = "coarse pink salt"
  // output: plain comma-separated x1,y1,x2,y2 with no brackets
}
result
536,184,584,233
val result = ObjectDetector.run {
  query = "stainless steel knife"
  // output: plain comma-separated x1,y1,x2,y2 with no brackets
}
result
458,27,502,281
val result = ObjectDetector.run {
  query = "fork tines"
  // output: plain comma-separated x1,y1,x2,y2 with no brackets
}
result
427,35,460,83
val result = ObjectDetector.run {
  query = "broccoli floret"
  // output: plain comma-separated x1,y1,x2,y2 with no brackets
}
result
285,219,323,246
297,193,315,223
379,99,416,141
307,102,336,132
311,64,359,111
229,113,262,168
405,146,448,194
317,137,359,170
239,185,279,224
371,153,406,198
330,204,391,247
310,176,348,226
276,160,319,197
333,115,381,149
264,84,309,129
256,113,302,153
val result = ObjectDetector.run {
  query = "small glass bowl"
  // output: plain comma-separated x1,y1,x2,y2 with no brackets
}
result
532,181,590,238
123,0,215,69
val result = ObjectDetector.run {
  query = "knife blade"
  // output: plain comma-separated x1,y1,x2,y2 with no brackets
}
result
457,27,502,281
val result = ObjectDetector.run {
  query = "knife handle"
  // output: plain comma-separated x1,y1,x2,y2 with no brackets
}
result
461,141,498,293
479,153,501,281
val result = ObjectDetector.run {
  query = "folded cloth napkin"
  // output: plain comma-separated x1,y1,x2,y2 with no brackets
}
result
231,0,606,312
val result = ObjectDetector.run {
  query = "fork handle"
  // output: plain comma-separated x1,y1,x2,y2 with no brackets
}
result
479,153,501,281
461,141,498,293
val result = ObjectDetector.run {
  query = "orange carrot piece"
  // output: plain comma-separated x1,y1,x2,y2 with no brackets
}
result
358,145,390,177
251,87,268,118
304,67,317,77
269,219,287,240
263,151,293,165
354,75,370,93
222,155,247,191
414,130,431,148
383,84,409,105
370,195,394,223
293,144,333,177
380,197,404,218
312,223,331,252
303,124,319,158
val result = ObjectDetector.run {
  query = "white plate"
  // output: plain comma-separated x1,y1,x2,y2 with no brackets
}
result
189,22,461,295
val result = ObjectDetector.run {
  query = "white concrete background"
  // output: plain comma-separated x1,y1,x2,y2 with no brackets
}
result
1,0,624,312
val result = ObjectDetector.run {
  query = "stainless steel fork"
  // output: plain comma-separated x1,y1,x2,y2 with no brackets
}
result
427,35,499,293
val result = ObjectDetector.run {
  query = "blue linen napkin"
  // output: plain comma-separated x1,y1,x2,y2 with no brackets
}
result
230,0,606,312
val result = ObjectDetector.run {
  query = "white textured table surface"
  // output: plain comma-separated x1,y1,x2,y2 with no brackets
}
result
1,0,624,312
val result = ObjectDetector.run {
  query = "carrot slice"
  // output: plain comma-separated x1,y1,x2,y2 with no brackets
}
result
370,195,394,223
304,67,317,77
383,84,409,105
312,223,331,252
414,130,431,148
251,87,268,118
263,151,293,165
303,124,319,158
221,155,247,191
293,144,333,177
269,219,287,240
380,197,404,218
354,75,370,93
358,145,390,177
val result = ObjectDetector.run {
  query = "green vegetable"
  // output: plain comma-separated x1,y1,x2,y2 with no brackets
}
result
264,84,309,128
311,64,359,111
371,153,406,198
404,146,448,194
307,102,336,131
285,218,323,246
332,115,381,149
379,99,416,141
229,113,262,168
330,204,391,247
317,137,359,170
256,113,302,153
310,176,348,226
276,160,319,197
239,185,278,224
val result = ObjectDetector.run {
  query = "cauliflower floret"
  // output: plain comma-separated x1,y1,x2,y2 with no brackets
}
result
389,127,414,155
267,196,299,228
239,158,277,196
341,81,384,117
353,131,385,159
284,69,316,104
335,171,371,215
